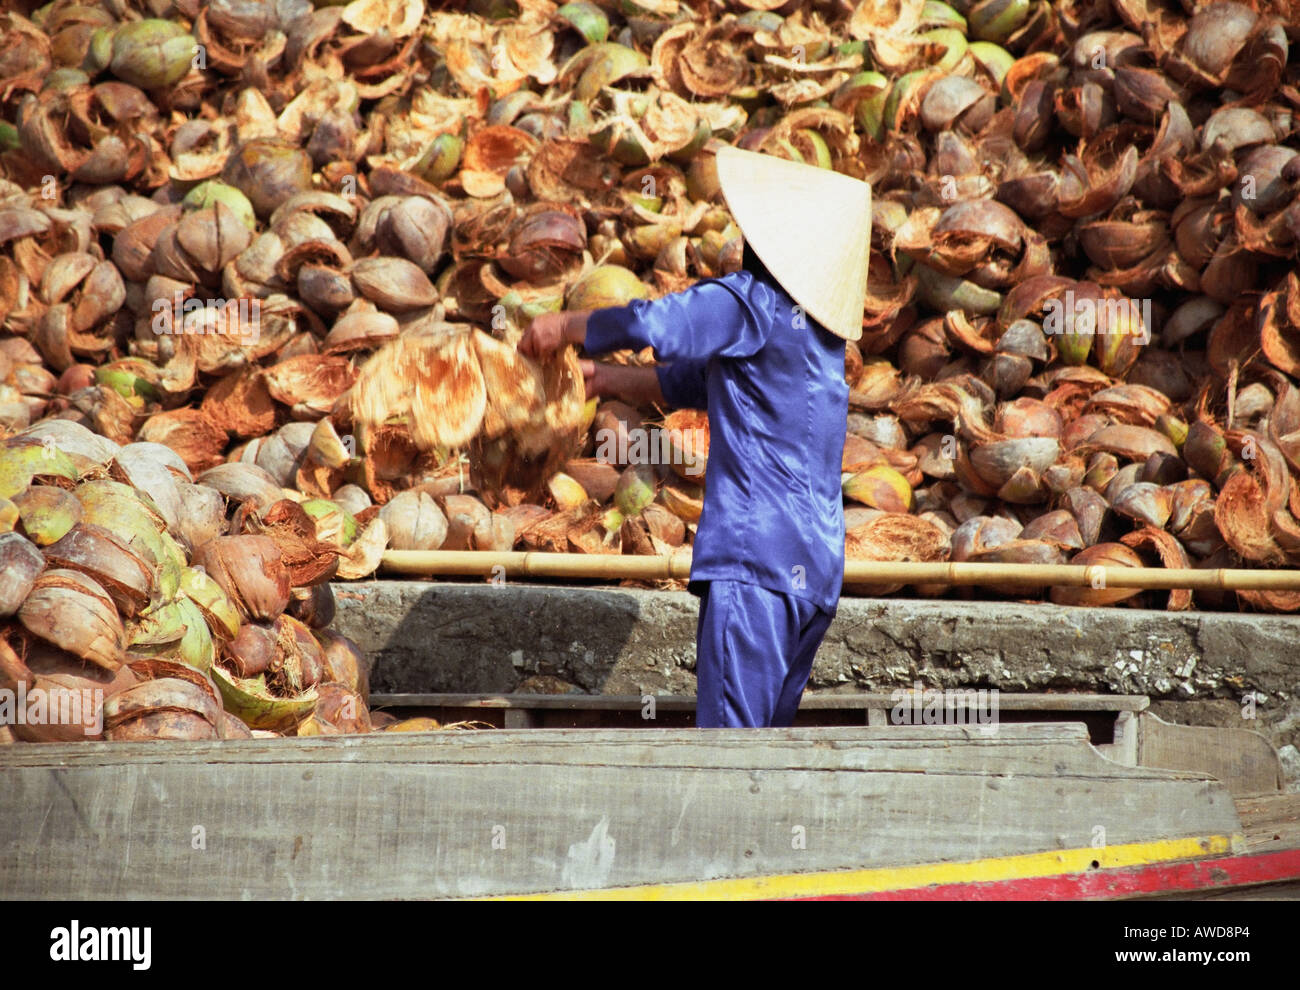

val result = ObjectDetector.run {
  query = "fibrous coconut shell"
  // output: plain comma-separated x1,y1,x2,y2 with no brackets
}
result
201,367,277,438
347,324,487,451
137,407,228,474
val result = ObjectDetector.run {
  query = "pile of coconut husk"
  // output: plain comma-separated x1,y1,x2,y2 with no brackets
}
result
0,417,388,741
2,0,1300,621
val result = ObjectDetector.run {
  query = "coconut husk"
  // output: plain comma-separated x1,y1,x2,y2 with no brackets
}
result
512,503,567,551
563,459,620,501
440,493,490,550
295,458,344,500
845,512,949,595
498,502,553,542
463,126,539,178
643,502,686,546
347,324,487,451
1120,525,1193,610
1259,272,1300,377
70,385,137,447
0,637,137,742
471,343,587,506
18,569,124,672
1236,589,1300,613
1049,543,1145,606
619,513,656,557
335,515,387,580
246,498,341,587
357,424,419,494
191,535,292,621
659,480,703,523
137,407,229,474
122,658,226,736
100,668,224,740
299,682,372,735
315,628,371,704
1079,424,1178,462
473,330,547,445
43,523,155,618
540,344,587,447
264,354,358,417
660,408,709,479
0,531,46,616
526,139,618,204
13,0,1300,659
1215,470,1285,565
568,503,622,555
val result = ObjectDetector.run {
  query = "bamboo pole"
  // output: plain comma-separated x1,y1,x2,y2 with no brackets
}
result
381,549,1300,592
384,549,692,581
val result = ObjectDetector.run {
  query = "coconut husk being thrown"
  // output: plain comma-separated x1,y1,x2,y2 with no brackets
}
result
344,318,586,504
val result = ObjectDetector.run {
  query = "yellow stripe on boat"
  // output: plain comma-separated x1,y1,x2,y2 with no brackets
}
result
496,833,1244,900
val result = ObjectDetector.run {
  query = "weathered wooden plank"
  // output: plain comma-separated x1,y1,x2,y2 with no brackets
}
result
369,692,1151,713
1234,794,1300,852
0,726,1242,900
1095,711,1139,767
1138,713,1283,797
1,723,1087,766
0,724,1192,778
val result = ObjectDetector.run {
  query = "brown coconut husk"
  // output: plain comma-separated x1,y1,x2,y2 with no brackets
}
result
201,367,278,438
1,637,137,742
1120,525,1193,610
473,344,587,506
246,498,341,587
1077,424,1178,462
347,323,487,451
298,683,372,735
264,354,358,416
660,408,709,480
539,344,587,446
1049,543,1144,606
564,459,620,502
568,503,622,555
659,480,703,523
844,512,949,596
191,535,292,621
1215,470,1286,565
105,711,221,741
1237,589,1300,613
473,330,548,445
136,407,229,474
103,677,224,741
498,502,554,544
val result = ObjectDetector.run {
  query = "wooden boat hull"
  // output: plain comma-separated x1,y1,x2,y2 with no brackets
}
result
4,723,1282,900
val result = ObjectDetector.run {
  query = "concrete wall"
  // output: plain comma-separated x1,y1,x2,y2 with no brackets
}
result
332,581,1300,785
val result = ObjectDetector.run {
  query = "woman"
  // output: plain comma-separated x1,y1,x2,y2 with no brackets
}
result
521,146,871,727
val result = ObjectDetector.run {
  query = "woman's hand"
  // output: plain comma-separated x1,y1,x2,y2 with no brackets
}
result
517,312,566,358
519,311,587,358
580,362,664,405
580,359,605,397
519,312,663,404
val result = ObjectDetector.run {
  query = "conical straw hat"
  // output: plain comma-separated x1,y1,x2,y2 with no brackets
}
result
714,145,871,342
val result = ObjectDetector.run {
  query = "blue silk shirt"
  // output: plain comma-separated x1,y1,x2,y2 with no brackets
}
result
584,270,848,614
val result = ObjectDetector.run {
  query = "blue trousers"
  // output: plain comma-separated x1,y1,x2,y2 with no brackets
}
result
694,580,834,728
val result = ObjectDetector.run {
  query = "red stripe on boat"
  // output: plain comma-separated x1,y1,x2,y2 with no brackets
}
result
792,848,1300,901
